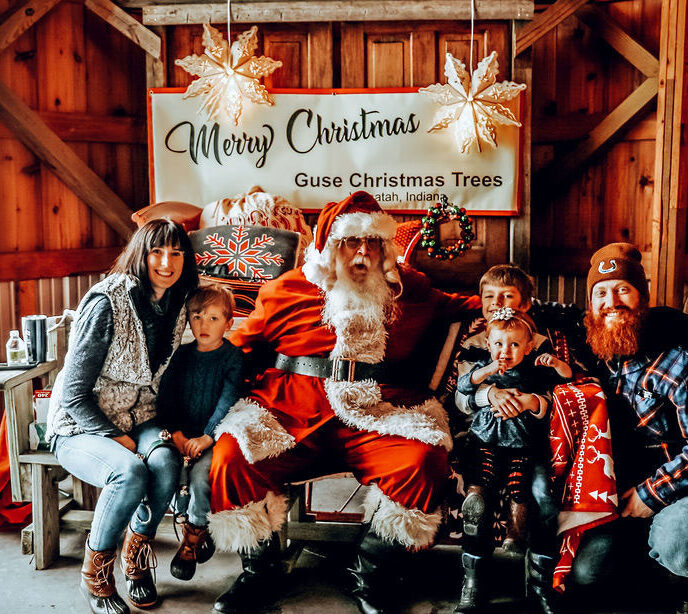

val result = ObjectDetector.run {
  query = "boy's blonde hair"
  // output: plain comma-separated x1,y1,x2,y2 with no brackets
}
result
486,308,537,341
479,264,534,304
187,284,236,320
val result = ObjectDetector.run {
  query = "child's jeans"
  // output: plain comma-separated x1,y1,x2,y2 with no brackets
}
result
54,420,180,551
175,447,213,527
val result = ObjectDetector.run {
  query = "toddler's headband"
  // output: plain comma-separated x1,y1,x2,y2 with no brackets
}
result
488,307,536,337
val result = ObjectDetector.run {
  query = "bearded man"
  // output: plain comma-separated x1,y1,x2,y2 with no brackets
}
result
207,191,479,614
570,242,688,611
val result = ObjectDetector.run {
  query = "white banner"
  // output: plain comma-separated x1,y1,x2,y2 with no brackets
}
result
148,89,520,214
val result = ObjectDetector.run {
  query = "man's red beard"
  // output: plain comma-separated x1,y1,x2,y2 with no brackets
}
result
584,305,648,361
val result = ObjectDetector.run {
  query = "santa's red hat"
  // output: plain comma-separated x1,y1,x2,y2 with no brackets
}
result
303,191,398,289
313,191,397,251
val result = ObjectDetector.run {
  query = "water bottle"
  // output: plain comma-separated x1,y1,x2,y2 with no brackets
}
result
6,330,28,366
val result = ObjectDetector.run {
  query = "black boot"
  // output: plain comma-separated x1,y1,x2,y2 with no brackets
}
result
455,552,486,613
526,551,561,614
213,532,284,614
347,530,404,614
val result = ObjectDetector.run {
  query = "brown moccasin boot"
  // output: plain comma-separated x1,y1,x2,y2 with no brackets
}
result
81,540,129,614
121,527,158,609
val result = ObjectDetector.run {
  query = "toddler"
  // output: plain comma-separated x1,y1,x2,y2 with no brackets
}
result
454,307,570,612
157,284,244,580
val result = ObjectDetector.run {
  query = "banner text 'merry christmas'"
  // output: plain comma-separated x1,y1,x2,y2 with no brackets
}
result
162,107,420,168
285,108,420,153
164,121,275,168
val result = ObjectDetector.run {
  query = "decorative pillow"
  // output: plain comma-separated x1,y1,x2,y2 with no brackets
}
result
131,201,203,232
199,186,313,263
189,224,301,317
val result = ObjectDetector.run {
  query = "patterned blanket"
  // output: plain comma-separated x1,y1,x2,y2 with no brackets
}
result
550,380,619,592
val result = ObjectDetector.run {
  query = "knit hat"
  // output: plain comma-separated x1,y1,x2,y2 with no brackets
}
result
587,242,648,299
302,191,398,290
313,191,396,252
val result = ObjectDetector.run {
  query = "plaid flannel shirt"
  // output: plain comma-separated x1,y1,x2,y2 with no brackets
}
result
607,347,688,511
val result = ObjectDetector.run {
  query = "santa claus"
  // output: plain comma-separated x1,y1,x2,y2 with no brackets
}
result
207,191,479,614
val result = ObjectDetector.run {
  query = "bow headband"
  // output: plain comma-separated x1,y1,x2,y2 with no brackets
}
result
488,307,536,337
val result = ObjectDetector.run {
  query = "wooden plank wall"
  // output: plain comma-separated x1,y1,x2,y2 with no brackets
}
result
530,0,662,305
0,0,145,357
0,0,669,347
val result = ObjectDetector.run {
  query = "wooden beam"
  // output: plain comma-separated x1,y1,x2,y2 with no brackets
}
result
0,111,145,143
650,0,688,308
0,80,135,239
536,77,658,190
85,0,160,59
0,246,121,282
533,114,655,143
0,0,62,54
576,5,659,77
510,22,532,269
516,0,589,55
142,0,535,26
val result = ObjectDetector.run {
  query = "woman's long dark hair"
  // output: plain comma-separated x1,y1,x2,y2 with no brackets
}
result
111,219,198,298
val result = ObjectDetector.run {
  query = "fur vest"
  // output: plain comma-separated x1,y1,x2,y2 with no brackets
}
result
47,274,186,439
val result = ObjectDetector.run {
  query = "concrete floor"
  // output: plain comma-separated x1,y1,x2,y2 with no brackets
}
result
0,526,682,614
0,478,681,614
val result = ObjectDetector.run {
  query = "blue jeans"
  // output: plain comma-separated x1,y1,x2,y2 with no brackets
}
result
570,495,688,585
54,420,181,551
173,447,213,527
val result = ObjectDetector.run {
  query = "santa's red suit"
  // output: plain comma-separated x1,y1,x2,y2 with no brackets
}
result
208,192,479,553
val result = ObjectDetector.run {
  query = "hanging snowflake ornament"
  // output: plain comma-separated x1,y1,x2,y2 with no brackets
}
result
420,51,526,155
175,24,282,126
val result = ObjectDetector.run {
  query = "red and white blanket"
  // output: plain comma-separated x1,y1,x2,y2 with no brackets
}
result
550,380,619,592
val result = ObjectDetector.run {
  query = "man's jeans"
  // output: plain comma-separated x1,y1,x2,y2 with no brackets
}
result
54,420,180,551
570,495,688,585
173,447,213,527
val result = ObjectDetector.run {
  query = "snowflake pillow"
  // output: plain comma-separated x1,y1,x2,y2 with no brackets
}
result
189,224,301,316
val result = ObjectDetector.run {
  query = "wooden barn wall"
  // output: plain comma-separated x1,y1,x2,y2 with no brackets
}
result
529,0,662,303
0,0,668,360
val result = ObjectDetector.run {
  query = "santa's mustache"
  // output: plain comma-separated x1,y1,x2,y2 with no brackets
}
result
351,255,371,268
598,305,632,316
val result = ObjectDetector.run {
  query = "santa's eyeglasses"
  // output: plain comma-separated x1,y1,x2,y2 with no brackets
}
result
338,236,384,252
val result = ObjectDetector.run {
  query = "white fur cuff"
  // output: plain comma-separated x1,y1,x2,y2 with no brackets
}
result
324,380,453,451
214,398,296,464
208,491,288,553
364,484,442,550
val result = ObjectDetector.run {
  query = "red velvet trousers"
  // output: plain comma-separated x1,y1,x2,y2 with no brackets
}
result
210,417,448,514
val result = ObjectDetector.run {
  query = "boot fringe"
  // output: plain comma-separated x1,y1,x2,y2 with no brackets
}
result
364,484,441,550
209,491,287,553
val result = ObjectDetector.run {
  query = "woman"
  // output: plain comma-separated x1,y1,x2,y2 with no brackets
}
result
46,219,198,614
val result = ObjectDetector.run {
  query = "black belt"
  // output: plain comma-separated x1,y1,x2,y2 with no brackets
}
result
275,353,387,383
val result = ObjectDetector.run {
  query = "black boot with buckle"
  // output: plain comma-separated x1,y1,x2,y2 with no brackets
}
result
213,532,284,614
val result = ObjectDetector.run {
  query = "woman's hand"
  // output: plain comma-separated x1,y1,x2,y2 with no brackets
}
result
184,434,214,459
171,430,189,455
112,434,137,452
488,387,524,418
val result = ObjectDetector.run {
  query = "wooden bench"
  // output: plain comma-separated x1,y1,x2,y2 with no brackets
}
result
1,361,98,569
4,357,364,569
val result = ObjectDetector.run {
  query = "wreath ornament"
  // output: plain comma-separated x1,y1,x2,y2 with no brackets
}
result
420,195,475,259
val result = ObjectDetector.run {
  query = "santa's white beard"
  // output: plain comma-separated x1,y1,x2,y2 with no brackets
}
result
322,265,395,363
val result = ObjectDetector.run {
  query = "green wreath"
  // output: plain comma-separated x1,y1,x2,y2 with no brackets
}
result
420,195,475,259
